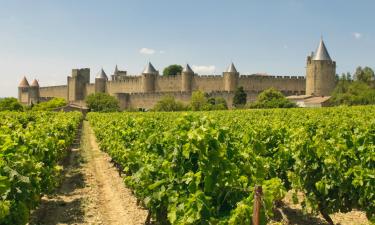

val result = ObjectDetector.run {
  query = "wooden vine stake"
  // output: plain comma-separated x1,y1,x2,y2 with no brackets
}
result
252,185,263,225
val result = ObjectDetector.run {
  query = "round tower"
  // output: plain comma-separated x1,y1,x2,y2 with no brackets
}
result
142,62,158,93
306,39,336,96
29,79,40,104
223,63,239,92
18,76,30,104
181,64,194,92
95,68,108,93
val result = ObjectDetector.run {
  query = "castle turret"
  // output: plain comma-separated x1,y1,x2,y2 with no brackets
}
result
68,68,90,102
306,39,336,96
181,64,194,92
18,76,30,104
29,79,40,104
95,68,108,93
223,63,239,92
142,62,158,93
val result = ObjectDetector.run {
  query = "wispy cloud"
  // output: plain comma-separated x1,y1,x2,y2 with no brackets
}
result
353,32,362,39
139,48,156,55
159,50,166,54
192,65,216,74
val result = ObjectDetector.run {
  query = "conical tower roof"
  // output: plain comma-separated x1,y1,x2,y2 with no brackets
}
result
30,79,39,87
114,65,119,75
226,63,238,73
143,62,157,74
18,76,30,87
182,64,194,73
313,39,332,61
96,68,108,79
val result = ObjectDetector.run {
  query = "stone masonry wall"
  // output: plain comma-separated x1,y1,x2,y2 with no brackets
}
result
39,85,68,100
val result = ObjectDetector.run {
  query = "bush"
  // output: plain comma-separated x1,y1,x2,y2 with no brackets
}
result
85,93,119,112
233,87,247,107
190,91,208,111
248,88,297,109
330,80,375,106
32,98,67,111
0,98,23,111
153,95,186,111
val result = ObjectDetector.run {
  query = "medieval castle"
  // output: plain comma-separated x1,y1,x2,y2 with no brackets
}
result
18,39,336,109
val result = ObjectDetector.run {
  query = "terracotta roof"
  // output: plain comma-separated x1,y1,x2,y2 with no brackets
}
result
30,79,39,87
18,76,30,87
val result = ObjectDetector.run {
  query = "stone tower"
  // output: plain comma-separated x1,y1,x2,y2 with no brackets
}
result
142,62,158,93
181,64,194,92
18,76,30,104
29,79,40,104
306,39,336,96
95,68,108,93
223,63,239,92
68,68,90,101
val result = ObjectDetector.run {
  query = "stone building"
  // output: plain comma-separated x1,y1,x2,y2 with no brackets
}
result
18,39,336,109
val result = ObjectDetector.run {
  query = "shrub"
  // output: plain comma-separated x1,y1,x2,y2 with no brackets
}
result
248,88,297,109
153,95,186,111
32,98,67,111
0,98,23,111
85,93,119,112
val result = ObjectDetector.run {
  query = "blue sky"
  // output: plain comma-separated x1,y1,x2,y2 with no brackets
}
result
0,0,374,97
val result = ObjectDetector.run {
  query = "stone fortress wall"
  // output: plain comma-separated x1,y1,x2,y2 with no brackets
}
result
18,39,336,109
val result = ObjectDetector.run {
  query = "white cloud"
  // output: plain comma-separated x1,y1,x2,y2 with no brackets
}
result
139,48,156,55
192,65,216,74
353,32,362,39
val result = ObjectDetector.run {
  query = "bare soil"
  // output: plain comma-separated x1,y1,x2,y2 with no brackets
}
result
30,121,148,225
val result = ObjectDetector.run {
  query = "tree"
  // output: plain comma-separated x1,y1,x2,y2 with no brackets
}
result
163,64,183,76
232,87,247,107
153,95,186,111
354,66,374,83
249,88,297,109
0,97,23,111
190,90,208,111
330,81,375,106
85,93,119,112
32,97,67,111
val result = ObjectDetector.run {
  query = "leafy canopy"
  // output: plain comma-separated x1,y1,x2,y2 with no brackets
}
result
0,98,23,111
249,88,297,109
163,64,183,76
232,87,247,107
85,93,119,112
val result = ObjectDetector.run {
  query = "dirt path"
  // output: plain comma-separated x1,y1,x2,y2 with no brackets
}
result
30,121,148,225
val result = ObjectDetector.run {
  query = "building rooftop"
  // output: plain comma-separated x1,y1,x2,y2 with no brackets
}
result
182,64,194,73
19,76,30,87
96,68,108,79
30,79,39,87
226,63,238,73
143,62,157,74
313,39,332,61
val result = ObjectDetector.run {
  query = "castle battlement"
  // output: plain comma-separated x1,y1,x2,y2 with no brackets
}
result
18,39,337,109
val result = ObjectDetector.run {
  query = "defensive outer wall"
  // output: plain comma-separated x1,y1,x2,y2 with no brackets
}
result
18,39,336,109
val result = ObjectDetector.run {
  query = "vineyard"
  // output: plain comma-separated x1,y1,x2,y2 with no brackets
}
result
88,106,375,225
0,112,82,224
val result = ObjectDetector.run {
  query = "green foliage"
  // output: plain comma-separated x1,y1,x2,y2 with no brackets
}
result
354,66,375,84
0,112,81,224
207,97,228,110
85,93,119,112
153,95,187,112
190,91,209,111
330,74,375,106
88,106,375,224
0,98,23,111
249,88,297,109
233,87,247,107
31,97,67,111
163,64,183,76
